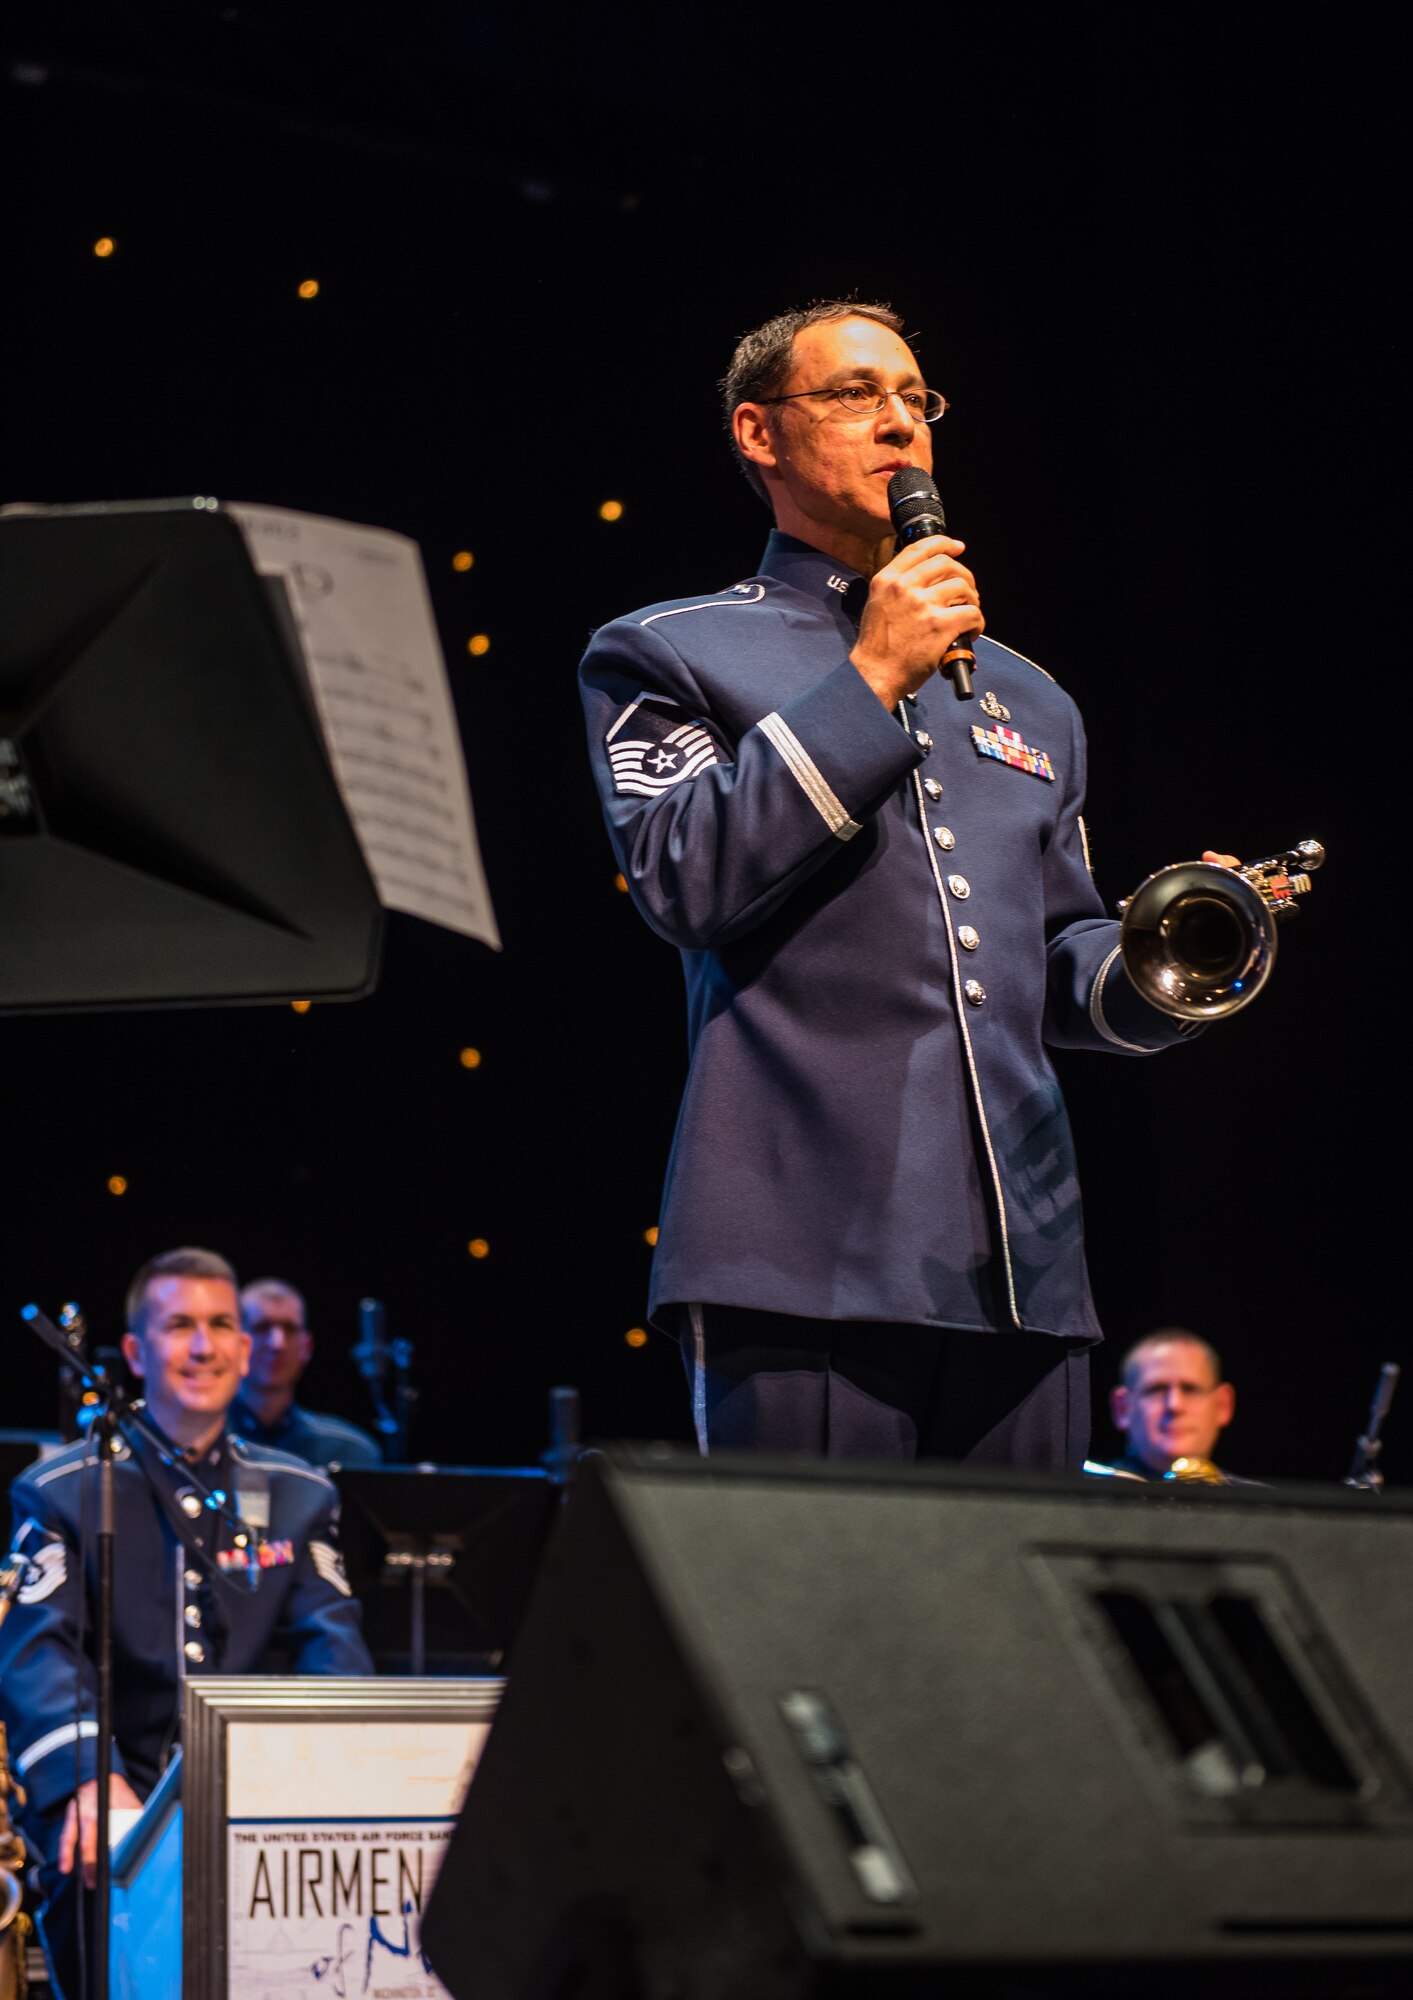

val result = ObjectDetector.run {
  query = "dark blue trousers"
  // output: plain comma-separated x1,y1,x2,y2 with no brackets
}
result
29,1801,90,2000
683,1305,1089,1471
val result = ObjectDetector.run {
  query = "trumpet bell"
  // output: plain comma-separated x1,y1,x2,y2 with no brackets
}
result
1120,860,1276,1021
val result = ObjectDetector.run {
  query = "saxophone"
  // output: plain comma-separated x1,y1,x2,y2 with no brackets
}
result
0,1724,30,2000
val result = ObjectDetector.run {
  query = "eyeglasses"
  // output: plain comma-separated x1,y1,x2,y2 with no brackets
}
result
763,381,948,423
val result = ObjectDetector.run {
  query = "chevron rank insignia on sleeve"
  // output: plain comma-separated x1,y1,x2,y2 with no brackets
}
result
606,696,721,797
17,1541,66,1605
309,1540,352,1596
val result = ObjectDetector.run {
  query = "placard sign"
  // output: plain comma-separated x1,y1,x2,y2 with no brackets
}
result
193,1693,496,2000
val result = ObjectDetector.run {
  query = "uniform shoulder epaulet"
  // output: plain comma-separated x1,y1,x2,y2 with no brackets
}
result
24,1435,139,1485
983,636,1059,686
231,1437,334,1485
635,579,768,628
24,1442,91,1487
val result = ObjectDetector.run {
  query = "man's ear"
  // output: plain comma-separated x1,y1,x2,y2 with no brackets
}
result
121,1330,146,1379
1213,1382,1235,1431
1109,1383,1131,1432
732,401,779,476
297,1331,314,1369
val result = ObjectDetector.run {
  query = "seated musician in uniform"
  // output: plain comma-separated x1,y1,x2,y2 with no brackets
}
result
0,1245,373,2000
1103,1327,1238,1480
231,1275,382,1469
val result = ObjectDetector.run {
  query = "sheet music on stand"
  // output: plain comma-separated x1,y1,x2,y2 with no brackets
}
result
228,503,500,950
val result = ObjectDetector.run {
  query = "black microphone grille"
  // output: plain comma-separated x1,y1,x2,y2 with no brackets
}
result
887,467,947,532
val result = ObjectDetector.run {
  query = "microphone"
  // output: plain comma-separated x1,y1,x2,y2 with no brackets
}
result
354,1297,387,1386
887,468,977,701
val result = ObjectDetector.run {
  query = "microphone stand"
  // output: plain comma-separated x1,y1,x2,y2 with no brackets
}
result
1346,1363,1400,1492
91,1402,118,2000
541,1386,582,1491
354,1298,417,1462
17,1304,261,2000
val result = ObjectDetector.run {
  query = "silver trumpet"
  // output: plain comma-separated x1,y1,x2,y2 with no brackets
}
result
1118,838,1325,1021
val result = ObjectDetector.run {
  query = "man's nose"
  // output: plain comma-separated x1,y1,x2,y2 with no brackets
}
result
190,1323,216,1353
878,392,916,436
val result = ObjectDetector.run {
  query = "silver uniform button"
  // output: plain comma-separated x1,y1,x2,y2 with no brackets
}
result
179,1492,202,1519
933,826,955,852
185,1604,202,1628
964,979,987,1005
914,731,933,753
184,1640,205,1664
923,778,943,800
183,1569,201,1590
958,925,980,950
947,874,971,899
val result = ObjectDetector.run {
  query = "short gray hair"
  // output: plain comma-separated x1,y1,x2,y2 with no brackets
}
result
240,1277,308,1329
720,298,906,506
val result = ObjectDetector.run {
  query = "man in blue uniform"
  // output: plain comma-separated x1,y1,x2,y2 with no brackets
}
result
231,1276,382,1469
1103,1329,1239,1479
581,300,1231,1467
0,1245,372,1998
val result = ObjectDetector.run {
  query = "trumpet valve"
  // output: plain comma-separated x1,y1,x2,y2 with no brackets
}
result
1245,860,1317,919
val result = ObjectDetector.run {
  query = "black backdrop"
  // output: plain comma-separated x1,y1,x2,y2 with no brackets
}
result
1,4,1398,1480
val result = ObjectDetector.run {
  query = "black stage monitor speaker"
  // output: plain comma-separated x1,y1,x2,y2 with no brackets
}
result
422,1448,1413,2000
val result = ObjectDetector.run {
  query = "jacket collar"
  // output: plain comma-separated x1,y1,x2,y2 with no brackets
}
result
759,531,868,627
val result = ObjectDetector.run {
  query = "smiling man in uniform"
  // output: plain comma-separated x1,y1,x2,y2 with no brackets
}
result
580,299,1231,1467
0,1245,371,1998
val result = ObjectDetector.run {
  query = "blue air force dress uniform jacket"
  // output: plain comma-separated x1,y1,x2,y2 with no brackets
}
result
0,1419,372,1825
580,531,1195,1344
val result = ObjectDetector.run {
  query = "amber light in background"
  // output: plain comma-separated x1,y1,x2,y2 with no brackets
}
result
467,1238,490,1259
467,634,491,657
598,500,624,522
458,1047,482,1069
297,278,320,299
451,551,474,572
107,1175,128,1197
642,1226,659,1246
93,237,115,258
290,1000,312,1014
624,1327,648,1348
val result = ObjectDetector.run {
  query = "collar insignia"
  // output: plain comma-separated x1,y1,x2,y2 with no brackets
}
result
971,722,1056,783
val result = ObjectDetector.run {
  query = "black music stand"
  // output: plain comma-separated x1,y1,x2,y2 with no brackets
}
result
334,1466,558,1676
0,500,381,1009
